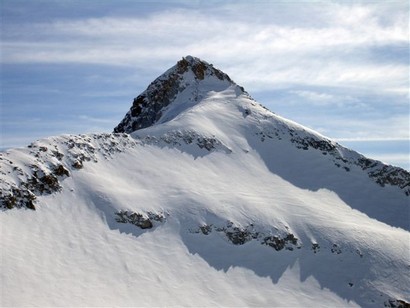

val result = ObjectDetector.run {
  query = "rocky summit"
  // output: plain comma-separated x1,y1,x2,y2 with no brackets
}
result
114,56,237,133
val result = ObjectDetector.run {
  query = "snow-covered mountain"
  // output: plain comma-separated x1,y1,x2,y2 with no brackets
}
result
1,56,409,307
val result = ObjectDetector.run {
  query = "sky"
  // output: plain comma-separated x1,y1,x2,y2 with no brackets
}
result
0,0,409,169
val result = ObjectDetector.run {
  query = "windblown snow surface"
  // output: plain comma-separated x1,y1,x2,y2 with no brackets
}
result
1,56,409,307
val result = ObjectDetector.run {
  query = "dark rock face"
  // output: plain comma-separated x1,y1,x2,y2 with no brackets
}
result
190,221,300,250
1,165,67,210
254,123,410,195
114,56,234,134
72,160,83,169
262,233,298,251
0,133,138,210
115,211,153,229
53,164,70,177
137,130,232,154
114,210,166,229
225,227,253,245
365,164,410,193
3,187,36,210
385,299,410,308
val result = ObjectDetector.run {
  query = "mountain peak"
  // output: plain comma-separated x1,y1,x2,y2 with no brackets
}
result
114,56,240,134
175,55,232,82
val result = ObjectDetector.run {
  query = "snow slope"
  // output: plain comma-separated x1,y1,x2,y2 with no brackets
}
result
1,56,409,307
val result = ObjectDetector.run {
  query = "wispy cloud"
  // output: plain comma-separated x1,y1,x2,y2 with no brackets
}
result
335,137,409,142
289,90,360,107
336,138,409,169
368,153,409,169
1,2,408,94
77,115,117,124
311,115,410,141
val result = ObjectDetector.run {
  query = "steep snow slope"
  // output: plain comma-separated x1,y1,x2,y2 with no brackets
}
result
1,56,409,307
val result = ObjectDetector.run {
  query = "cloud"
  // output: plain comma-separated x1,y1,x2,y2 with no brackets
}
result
335,137,409,142
291,90,335,102
334,137,409,169
367,153,409,168
289,90,360,107
310,115,410,141
1,2,408,94
77,115,117,124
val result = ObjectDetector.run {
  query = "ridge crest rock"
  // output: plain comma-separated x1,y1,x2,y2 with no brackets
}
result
114,56,239,134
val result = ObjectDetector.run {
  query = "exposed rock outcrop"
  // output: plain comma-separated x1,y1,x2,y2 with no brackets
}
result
114,56,235,134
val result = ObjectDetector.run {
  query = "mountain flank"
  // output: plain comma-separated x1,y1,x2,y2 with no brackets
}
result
1,56,409,307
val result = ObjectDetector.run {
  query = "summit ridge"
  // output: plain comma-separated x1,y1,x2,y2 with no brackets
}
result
114,56,240,133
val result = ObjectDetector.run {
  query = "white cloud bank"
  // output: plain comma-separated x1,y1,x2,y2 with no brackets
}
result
2,2,408,93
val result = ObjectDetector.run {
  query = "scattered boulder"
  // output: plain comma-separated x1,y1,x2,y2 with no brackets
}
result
72,160,83,169
312,243,320,253
331,244,342,254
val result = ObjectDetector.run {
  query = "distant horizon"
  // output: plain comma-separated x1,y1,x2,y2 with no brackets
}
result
1,0,409,169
